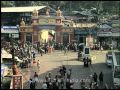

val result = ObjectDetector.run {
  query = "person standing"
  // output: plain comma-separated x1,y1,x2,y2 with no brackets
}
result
64,46,67,55
83,58,86,67
99,72,104,85
29,78,35,89
80,79,85,89
66,79,70,89
37,60,40,70
39,46,43,56
62,65,66,78
67,68,72,79
93,72,98,83
33,72,39,87
33,52,35,59
42,82,47,89
44,45,48,54
89,58,92,65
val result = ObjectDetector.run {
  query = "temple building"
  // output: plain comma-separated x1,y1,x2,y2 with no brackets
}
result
19,6,72,45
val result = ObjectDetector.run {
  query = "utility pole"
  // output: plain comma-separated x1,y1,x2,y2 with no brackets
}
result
11,34,18,75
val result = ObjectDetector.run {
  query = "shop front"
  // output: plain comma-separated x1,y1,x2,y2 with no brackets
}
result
62,27,74,45
74,29,96,46
97,29,113,49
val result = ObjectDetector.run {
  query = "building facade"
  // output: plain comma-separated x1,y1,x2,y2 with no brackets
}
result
20,7,65,45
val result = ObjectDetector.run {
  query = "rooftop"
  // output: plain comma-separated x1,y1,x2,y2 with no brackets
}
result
1,6,47,12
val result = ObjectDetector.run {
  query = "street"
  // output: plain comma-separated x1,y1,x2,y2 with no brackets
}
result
22,50,113,89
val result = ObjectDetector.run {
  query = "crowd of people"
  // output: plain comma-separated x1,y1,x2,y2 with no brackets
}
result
80,72,106,89
28,64,107,89
1,38,112,89
28,65,74,89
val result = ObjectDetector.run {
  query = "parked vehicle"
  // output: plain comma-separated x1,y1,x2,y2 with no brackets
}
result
106,51,113,67
112,51,120,89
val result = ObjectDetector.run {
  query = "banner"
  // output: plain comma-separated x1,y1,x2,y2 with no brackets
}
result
12,75,23,89
39,18,56,25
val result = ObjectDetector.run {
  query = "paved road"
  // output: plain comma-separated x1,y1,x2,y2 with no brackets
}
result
22,50,113,89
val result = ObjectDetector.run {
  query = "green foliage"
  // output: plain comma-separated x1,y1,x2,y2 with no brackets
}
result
1,1,119,15
2,80,11,89
1,1,15,7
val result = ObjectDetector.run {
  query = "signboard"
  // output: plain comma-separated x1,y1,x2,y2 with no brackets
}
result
39,18,56,25
6,69,13,76
85,48,89,54
9,34,19,38
75,30,88,34
2,26,19,30
75,30,96,35
20,28,33,32
83,47,90,57
37,25,55,30
12,75,23,89
97,32,112,37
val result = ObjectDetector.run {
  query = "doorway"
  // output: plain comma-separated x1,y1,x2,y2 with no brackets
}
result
26,33,32,43
63,33,69,45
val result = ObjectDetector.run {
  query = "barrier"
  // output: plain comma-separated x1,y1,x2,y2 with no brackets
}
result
10,75,23,89
10,78,13,89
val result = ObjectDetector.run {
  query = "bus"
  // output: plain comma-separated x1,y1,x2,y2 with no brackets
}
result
112,51,120,89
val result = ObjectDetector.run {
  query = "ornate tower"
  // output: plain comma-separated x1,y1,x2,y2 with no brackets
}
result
56,7,62,17
46,7,50,16
33,9,38,17
20,18,25,26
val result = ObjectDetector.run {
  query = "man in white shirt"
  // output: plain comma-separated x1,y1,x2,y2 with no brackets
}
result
37,60,40,70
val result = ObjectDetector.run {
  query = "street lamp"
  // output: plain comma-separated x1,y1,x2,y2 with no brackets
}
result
10,34,19,75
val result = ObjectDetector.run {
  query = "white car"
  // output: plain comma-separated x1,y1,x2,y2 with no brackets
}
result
106,52,113,66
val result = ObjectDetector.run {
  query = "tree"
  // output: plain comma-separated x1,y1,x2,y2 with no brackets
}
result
14,1,32,6
1,1,15,7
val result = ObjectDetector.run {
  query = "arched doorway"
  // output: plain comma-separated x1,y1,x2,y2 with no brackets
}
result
38,29,55,44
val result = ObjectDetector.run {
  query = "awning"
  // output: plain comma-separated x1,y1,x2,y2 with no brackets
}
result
1,6,47,12
1,50,23,62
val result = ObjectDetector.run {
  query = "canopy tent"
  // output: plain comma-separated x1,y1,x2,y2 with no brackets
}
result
1,49,23,62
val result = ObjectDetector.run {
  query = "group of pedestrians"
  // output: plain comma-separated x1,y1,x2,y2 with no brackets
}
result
42,65,74,89
28,65,74,89
80,72,104,89
29,72,39,89
54,42,78,52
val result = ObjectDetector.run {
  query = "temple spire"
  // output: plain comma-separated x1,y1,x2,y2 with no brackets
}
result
20,18,25,26
46,7,50,16
56,7,62,17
